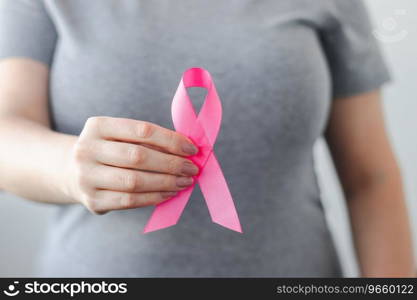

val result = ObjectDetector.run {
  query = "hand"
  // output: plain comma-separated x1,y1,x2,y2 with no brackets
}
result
63,116,199,214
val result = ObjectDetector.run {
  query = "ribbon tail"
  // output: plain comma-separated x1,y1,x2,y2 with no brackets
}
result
198,152,243,233
142,187,194,233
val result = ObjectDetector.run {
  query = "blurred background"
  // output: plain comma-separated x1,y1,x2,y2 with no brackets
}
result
0,0,416,276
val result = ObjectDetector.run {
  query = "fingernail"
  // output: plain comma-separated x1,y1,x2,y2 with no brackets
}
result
182,143,198,155
181,161,199,176
161,191,178,199
176,176,194,188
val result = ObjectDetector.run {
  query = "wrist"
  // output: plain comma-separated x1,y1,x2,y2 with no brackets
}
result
45,131,79,204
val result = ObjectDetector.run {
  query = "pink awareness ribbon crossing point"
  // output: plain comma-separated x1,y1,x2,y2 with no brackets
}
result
142,67,243,234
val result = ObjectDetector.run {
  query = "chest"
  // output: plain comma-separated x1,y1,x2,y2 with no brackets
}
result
47,0,332,150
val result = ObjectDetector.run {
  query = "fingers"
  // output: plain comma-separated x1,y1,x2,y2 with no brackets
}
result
84,190,178,214
83,116,198,156
74,116,200,215
89,164,195,193
93,140,199,176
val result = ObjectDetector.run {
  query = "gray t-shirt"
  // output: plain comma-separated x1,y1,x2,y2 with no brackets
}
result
0,0,390,277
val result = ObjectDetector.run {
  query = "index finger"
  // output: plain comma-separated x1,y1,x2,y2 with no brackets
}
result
85,116,198,156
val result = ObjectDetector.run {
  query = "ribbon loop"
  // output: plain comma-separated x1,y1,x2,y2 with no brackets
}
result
143,67,242,234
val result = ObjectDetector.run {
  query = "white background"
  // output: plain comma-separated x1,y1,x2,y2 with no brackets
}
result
0,0,416,276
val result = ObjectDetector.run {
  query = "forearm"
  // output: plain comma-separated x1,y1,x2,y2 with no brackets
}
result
0,115,77,204
347,170,415,277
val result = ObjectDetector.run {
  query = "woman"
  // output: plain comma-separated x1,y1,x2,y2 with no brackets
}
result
0,0,414,277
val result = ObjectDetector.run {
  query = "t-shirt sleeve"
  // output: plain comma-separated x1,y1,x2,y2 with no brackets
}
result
320,0,392,99
0,0,57,67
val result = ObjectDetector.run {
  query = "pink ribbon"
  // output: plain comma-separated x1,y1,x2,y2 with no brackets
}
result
143,67,242,234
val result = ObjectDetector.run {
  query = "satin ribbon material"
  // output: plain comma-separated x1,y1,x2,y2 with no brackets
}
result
143,67,242,233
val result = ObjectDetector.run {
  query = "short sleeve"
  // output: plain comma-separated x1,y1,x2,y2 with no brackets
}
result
0,0,57,66
320,0,392,99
